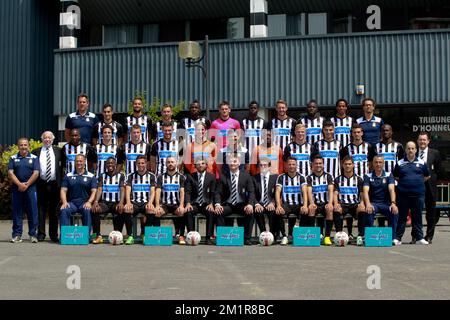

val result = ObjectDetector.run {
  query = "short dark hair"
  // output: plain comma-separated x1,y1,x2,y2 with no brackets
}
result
311,155,324,163
136,155,147,162
322,120,334,130
77,93,89,102
162,122,173,128
307,99,318,107
248,100,259,108
101,124,113,134
218,100,230,109
418,131,431,140
286,156,297,163
131,124,141,131
102,103,113,111
335,98,348,107
362,98,375,106
342,155,354,163
351,123,363,132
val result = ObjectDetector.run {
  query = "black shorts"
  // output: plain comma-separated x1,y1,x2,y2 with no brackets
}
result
97,201,119,215
132,202,147,215
340,203,359,218
315,203,327,217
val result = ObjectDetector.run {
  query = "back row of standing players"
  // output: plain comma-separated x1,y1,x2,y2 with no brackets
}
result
64,94,401,182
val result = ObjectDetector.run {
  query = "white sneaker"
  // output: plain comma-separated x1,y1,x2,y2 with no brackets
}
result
356,236,364,246
393,239,402,246
416,239,429,245
280,236,288,245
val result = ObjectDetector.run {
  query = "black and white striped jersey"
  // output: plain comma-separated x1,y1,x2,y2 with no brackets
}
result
312,139,342,178
334,174,363,205
180,117,209,143
62,142,95,174
156,172,186,206
300,116,325,145
151,139,181,176
330,116,353,147
126,115,151,144
241,117,268,159
122,141,151,176
98,172,125,203
126,171,156,203
152,120,178,141
93,121,124,145
270,117,296,151
307,172,334,204
94,143,124,178
375,141,404,173
340,142,375,177
283,142,312,176
276,173,307,206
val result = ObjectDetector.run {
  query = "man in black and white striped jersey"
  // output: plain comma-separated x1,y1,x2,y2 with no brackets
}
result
299,100,325,145
61,128,96,175
375,124,404,174
241,101,269,160
330,99,354,148
275,157,309,245
311,121,342,179
150,122,182,176
340,124,376,178
333,156,366,246
307,155,334,246
180,100,211,144
283,123,312,177
154,157,187,245
124,155,157,245
92,103,124,146
93,125,124,178
125,97,152,144
271,99,296,152
152,104,179,142
91,157,126,244
121,124,151,176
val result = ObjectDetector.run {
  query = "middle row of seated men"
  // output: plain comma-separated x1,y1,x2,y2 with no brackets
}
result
63,149,398,246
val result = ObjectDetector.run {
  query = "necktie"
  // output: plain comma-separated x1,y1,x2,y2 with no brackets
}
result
419,150,425,160
231,173,237,205
45,147,52,182
263,176,269,206
197,174,204,206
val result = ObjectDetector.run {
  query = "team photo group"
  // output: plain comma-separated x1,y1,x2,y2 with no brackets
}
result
8,94,441,247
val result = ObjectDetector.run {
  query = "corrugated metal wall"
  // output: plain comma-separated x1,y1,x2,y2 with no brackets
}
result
0,0,58,145
54,29,450,115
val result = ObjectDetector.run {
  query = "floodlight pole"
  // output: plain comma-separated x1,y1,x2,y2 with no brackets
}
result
183,35,210,119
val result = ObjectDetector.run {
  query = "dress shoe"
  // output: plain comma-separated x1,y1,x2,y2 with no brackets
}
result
37,236,45,242
244,239,252,246
205,239,213,245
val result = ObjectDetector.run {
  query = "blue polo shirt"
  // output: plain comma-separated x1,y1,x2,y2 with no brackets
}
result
65,111,99,144
363,170,394,204
61,170,98,206
356,115,384,146
8,152,40,191
393,157,430,197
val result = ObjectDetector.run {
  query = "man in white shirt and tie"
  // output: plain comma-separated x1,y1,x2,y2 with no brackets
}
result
32,131,63,242
417,132,442,244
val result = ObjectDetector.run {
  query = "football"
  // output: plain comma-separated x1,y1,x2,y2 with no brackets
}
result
108,231,123,245
334,231,349,246
186,231,201,246
259,231,274,246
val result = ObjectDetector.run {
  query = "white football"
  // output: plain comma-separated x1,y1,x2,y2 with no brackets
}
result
186,231,201,246
259,231,274,246
334,231,349,247
108,231,123,245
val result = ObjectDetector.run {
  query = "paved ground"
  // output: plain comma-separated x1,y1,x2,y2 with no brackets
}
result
1,219,450,300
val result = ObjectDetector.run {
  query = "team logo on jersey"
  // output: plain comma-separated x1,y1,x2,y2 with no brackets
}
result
84,178,87,182
372,122,376,127
416,163,420,167
29,159,33,164
382,178,386,184
86,118,90,122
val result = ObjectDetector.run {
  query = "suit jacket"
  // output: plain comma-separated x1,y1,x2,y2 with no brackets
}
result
253,173,278,205
32,146,63,187
422,148,441,198
216,170,256,206
185,171,216,205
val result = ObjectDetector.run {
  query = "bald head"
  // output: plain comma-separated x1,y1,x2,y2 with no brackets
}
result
405,141,417,160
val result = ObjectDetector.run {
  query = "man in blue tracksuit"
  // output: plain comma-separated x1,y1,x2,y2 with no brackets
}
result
8,138,40,243
393,141,430,245
60,154,98,233
356,98,384,147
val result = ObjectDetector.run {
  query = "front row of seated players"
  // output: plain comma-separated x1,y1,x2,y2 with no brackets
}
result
72,154,402,246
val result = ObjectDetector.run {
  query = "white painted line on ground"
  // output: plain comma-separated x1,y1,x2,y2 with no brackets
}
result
389,251,431,262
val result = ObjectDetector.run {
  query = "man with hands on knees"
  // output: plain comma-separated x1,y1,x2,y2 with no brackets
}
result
60,154,97,235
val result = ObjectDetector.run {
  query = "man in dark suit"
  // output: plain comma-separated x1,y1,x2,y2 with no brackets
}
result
185,157,217,245
253,158,278,235
417,132,442,244
214,154,256,245
32,131,63,242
